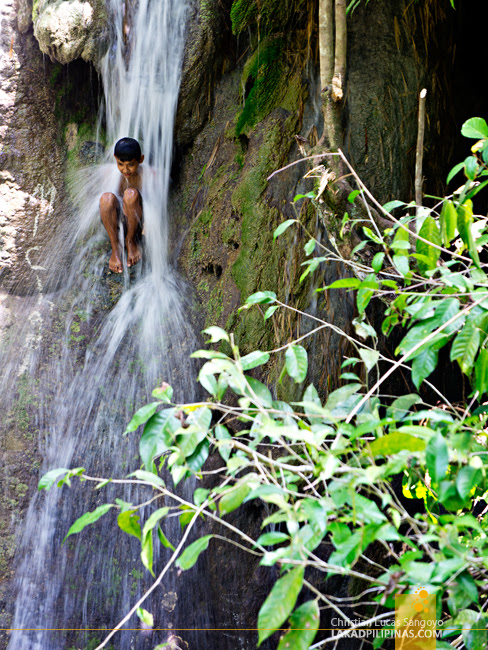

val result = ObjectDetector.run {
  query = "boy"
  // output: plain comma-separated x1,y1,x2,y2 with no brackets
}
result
99,137,144,273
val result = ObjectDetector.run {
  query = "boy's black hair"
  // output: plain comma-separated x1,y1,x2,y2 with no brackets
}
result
114,137,142,161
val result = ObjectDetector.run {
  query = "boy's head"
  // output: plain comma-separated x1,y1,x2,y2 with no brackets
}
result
114,137,144,177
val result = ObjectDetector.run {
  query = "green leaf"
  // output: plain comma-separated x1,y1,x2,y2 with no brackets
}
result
369,433,426,457
457,201,473,246
141,528,154,576
139,410,177,470
411,347,439,388
393,253,410,277
136,608,154,628
450,320,481,374
38,468,69,491
257,567,304,645
273,219,296,240
125,402,160,434
363,226,383,245
117,510,141,540
372,252,385,272
475,348,488,396
285,345,308,383
425,432,449,484
461,117,488,139
359,348,379,371
240,351,270,371
326,278,361,290
151,384,174,403
256,532,290,547
202,326,229,342
440,200,458,246
157,526,175,551
293,192,315,202
417,215,441,272
176,535,213,570
142,507,169,544
348,189,363,203
456,466,480,501
304,239,316,255
246,377,273,407
219,482,252,516
264,305,279,320
382,200,405,213
386,394,422,420
245,291,277,305
63,504,114,543
447,161,465,184
277,600,320,650
128,470,165,488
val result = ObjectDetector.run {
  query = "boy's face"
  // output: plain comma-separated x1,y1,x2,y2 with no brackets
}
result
114,154,144,179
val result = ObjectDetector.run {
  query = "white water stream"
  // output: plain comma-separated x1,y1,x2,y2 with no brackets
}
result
4,1,199,648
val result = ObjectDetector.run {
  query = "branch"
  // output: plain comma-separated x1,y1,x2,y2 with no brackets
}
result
415,89,427,215
332,0,347,102
319,0,334,90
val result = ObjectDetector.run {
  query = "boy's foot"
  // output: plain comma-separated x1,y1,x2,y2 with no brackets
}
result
127,240,142,267
109,249,123,273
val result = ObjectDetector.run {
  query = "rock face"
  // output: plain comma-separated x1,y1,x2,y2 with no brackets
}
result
33,0,108,65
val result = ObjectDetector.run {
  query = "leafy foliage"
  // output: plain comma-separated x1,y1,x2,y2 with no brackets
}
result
39,118,488,650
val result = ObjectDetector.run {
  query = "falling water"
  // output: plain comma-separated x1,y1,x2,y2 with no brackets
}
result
4,1,198,648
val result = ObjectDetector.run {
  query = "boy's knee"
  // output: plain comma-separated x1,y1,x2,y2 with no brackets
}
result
123,188,141,207
100,192,118,210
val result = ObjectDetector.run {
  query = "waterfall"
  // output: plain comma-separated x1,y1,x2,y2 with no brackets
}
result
4,1,198,648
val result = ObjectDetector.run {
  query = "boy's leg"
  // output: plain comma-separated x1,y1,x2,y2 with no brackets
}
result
100,192,123,273
122,188,143,267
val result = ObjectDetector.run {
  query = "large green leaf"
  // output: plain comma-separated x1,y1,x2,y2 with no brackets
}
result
245,377,273,408
417,216,441,272
411,347,439,388
219,481,252,516
257,567,304,645
277,600,320,650
240,351,270,371
176,535,213,570
450,320,481,374
38,468,70,491
369,432,426,456
440,200,457,246
139,409,177,470
63,504,114,543
142,507,169,544
141,528,154,576
475,348,488,396
128,470,165,488
273,219,296,240
125,402,160,434
117,510,141,540
425,432,449,484
461,117,488,139
456,466,480,501
285,345,308,383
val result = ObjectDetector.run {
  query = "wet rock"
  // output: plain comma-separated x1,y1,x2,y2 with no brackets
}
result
175,0,232,149
17,0,32,34
33,0,108,65
78,140,105,164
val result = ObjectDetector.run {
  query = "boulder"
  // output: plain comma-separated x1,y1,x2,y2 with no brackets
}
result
33,0,108,65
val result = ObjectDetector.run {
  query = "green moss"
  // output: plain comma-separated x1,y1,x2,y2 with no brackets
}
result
205,284,224,327
230,0,306,35
236,37,284,136
229,115,300,349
